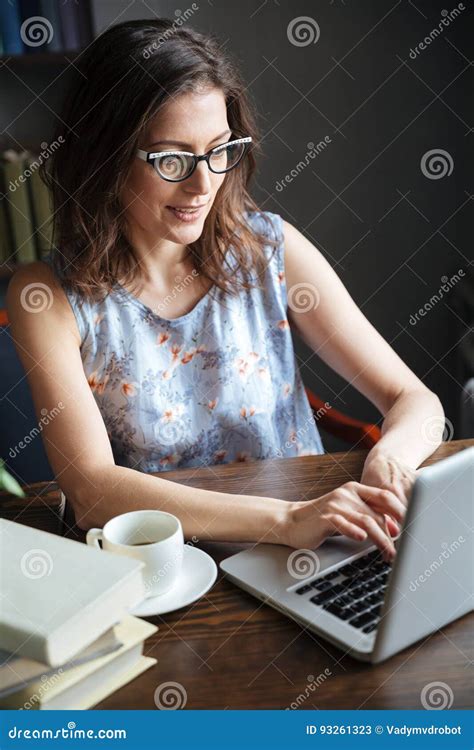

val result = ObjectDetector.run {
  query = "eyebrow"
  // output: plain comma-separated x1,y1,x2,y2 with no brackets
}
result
148,129,232,149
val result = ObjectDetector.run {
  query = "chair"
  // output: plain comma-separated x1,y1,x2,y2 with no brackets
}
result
305,388,381,448
0,310,55,484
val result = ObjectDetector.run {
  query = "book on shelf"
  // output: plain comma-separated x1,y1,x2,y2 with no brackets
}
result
0,2,23,55
0,616,157,710
0,0,93,55
1,150,37,264
39,0,63,52
0,518,146,666
0,194,14,267
0,148,56,268
28,154,54,257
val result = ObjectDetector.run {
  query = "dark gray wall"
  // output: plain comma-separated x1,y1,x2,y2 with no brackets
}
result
2,0,472,447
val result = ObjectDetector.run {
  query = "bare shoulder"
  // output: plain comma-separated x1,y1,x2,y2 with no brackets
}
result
281,218,322,258
7,259,62,298
6,261,81,346
280,218,329,281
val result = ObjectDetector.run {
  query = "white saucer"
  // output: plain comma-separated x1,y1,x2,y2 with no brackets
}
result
130,545,218,617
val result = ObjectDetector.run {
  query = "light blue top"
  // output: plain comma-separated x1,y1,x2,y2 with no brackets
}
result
45,211,324,473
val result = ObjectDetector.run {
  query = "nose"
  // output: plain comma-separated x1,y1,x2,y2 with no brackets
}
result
184,159,212,196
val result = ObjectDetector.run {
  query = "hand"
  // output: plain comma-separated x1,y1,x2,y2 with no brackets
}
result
281,481,406,560
360,451,417,507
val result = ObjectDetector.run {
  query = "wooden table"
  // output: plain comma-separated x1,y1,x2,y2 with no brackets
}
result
1,439,472,709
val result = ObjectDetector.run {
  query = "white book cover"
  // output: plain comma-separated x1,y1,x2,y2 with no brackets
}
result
0,519,145,666
1,616,158,710
0,625,122,698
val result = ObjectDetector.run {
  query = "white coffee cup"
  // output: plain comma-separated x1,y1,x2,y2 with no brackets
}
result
86,510,184,598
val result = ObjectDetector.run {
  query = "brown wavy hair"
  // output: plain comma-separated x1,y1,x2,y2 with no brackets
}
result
42,18,280,302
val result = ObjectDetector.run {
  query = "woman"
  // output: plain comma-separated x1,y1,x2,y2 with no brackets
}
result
7,20,444,560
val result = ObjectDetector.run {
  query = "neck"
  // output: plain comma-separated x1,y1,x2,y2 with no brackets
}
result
127,223,192,285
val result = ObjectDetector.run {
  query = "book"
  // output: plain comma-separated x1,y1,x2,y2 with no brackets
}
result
0,616,157,709
28,155,53,258
0,518,146,666
1,150,37,263
0,196,14,265
76,1,94,49
0,625,122,699
0,1,23,55
18,0,42,55
58,1,81,51
39,0,64,52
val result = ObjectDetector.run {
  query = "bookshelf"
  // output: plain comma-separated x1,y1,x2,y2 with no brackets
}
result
0,52,79,66
0,0,94,281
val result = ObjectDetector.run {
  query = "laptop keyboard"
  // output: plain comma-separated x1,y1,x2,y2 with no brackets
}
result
295,549,392,634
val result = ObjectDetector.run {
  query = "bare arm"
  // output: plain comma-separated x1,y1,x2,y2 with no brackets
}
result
6,262,286,540
7,261,404,557
282,219,445,470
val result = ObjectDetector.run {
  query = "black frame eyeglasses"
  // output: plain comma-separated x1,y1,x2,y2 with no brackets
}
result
136,136,252,182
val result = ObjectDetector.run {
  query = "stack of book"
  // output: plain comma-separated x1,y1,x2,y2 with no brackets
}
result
0,518,157,709
0,149,55,268
0,1,93,55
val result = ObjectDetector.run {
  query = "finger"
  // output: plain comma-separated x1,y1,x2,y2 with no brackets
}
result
325,513,368,543
346,512,396,560
385,515,401,538
387,475,409,506
339,488,391,535
339,491,388,533
354,483,406,523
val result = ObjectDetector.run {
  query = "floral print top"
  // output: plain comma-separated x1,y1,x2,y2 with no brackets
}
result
44,211,324,473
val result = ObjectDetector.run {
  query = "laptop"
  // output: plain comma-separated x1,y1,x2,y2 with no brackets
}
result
220,446,473,663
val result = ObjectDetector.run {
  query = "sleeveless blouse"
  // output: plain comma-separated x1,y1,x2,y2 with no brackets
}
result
44,211,324,473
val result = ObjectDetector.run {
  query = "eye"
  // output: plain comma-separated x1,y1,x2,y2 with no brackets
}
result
161,156,182,175
155,154,191,180
212,148,227,160
209,141,247,173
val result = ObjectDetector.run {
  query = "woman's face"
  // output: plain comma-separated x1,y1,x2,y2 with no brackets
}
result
123,87,229,247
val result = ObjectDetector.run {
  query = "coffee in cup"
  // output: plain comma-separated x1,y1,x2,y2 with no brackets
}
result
86,510,184,598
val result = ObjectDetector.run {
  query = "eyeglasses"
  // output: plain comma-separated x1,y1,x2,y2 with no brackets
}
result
136,136,252,182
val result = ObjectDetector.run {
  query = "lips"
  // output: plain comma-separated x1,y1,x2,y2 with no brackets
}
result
166,204,206,222
167,204,206,211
